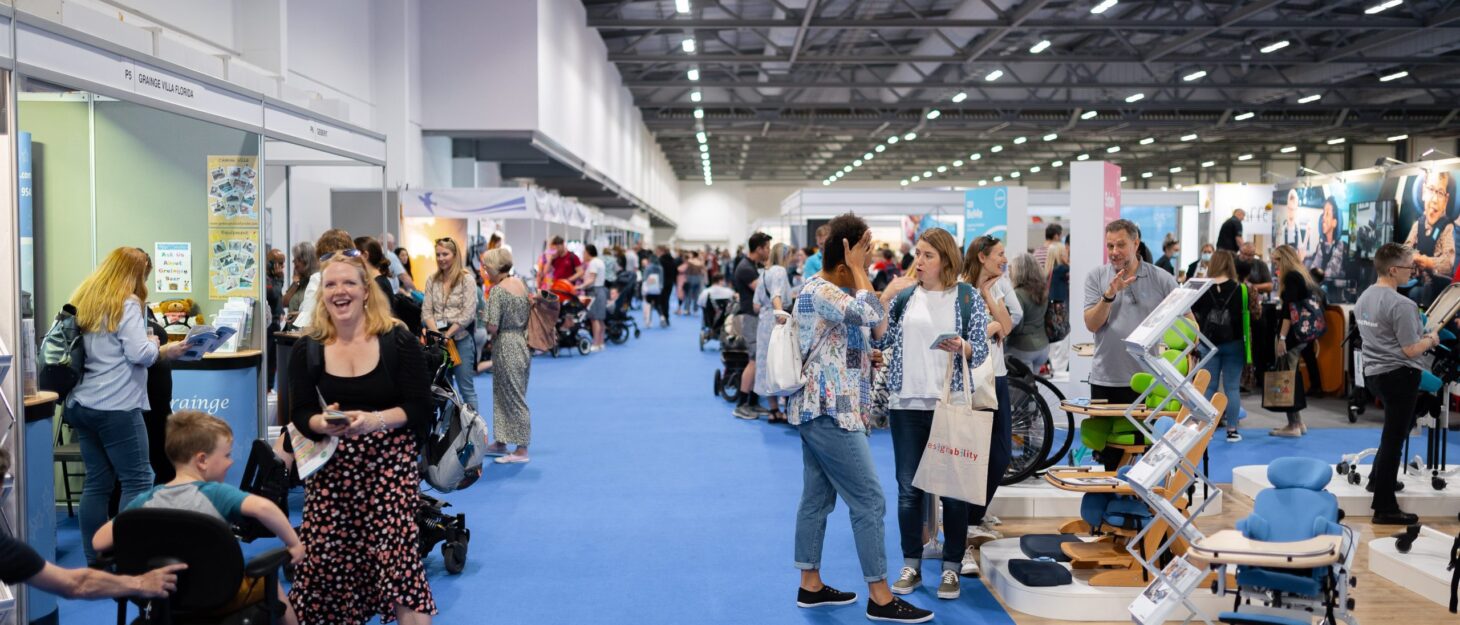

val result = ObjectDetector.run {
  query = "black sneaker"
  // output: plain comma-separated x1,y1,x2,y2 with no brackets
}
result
797,585,858,608
1371,510,1419,525
867,596,934,623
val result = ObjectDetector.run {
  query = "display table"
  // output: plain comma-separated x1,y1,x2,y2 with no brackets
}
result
23,391,60,625
1187,530,1343,568
172,350,262,486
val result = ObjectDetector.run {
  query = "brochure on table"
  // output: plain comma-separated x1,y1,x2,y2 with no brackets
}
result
1123,278,1220,426
1129,555,1205,625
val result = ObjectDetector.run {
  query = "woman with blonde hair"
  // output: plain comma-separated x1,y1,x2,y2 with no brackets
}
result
293,228,355,330
288,252,436,624
66,247,187,564
1272,244,1318,437
423,236,479,412
480,248,534,463
751,242,795,423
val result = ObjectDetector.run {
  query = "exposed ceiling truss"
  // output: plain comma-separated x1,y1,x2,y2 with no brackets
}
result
584,0,1460,184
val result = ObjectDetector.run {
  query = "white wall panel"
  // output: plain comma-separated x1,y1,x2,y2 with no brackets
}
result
420,0,537,131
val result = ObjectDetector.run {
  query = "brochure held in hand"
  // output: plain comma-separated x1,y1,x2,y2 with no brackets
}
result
178,325,238,361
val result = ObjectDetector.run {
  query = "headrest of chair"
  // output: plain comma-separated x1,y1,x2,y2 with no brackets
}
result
1151,416,1176,439
113,509,245,612
1266,457,1332,490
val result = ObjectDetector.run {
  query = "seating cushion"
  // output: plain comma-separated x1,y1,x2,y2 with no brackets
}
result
1104,498,1152,529
1019,534,1082,562
1009,559,1073,587
1219,611,1311,625
1235,567,1322,597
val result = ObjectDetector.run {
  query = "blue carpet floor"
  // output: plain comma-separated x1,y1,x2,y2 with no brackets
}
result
46,316,1460,624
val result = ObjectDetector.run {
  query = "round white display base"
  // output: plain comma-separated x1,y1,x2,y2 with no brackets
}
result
1367,526,1456,609
980,537,1230,622
1233,464,1460,517
991,477,1223,518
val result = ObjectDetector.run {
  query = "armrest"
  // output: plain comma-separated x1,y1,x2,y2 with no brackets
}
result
1187,530,1343,568
244,547,292,578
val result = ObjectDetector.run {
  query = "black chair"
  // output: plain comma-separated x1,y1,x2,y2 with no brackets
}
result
109,509,290,625
233,440,291,543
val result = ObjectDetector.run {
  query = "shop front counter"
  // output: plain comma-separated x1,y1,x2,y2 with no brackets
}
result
22,391,59,625
171,350,262,487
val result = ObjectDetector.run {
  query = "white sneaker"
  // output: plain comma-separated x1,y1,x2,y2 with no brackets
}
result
967,524,1001,546
920,539,942,560
960,545,980,577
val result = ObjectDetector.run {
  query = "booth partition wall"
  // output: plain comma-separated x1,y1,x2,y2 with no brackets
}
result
0,12,386,624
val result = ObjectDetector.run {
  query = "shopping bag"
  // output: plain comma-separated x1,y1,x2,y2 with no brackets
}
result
1262,354,1296,410
763,311,805,396
913,352,994,506
970,344,998,411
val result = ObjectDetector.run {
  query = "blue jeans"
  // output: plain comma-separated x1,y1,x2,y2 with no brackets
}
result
66,402,153,564
453,332,480,412
968,376,1012,525
794,416,888,582
1199,340,1246,428
890,409,970,572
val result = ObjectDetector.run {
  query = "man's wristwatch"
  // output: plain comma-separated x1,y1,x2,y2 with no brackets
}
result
1102,292,1116,303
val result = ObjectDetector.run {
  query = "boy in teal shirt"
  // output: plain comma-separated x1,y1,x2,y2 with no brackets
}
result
93,410,304,625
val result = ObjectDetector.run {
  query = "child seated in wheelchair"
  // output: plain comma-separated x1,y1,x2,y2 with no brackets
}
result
91,411,305,625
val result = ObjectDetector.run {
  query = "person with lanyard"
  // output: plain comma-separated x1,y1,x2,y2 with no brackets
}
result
1083,220,1182,466
1354,243,1439,526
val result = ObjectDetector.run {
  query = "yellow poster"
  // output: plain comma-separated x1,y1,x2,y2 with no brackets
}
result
207,155,259,226
208,227,259,299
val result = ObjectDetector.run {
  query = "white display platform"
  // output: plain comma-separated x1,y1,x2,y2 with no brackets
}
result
991,476,1222,518
981,537,1230,621
1368,526,1457,609
1233,464,1460,517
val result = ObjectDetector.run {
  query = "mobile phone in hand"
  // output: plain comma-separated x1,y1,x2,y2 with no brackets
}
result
323,413,351,427
929,332,961,350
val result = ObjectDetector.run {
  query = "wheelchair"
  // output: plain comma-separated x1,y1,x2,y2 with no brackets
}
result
105,509,291,625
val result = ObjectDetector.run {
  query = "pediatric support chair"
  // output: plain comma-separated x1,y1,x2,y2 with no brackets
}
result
1187,457,1358,625
107,508,290,625
1044,371,1222,587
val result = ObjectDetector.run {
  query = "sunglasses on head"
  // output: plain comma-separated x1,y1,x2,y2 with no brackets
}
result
319,249,363,262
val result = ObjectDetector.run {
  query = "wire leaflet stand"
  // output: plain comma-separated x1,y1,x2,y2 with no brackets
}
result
1116,279,1226,625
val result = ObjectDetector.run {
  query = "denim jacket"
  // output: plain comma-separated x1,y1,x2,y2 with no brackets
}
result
872,283,990,396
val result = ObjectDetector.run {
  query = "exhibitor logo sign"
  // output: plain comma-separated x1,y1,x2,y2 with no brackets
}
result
130,69,196,99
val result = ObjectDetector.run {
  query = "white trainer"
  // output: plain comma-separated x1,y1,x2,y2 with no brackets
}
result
960,545,980,577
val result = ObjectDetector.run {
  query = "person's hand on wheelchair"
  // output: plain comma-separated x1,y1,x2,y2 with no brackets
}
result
133,562,188,599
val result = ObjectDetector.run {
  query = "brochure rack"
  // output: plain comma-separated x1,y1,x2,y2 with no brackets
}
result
1116,279,1225,625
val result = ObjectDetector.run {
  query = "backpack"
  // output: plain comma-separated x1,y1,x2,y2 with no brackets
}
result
1044,301,1070,342
1201,284,1239,345
1289,295,1328,344
643,266,663,296
302,327,487,493
38,304,86,400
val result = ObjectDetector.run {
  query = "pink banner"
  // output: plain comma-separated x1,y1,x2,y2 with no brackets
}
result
1102,162,1122,225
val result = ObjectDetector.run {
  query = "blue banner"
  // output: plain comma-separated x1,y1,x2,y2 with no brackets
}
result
19,131,32,294
964,187,1009,242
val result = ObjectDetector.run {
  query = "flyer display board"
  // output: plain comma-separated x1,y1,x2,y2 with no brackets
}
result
208,228,258,299
154,242,192,293
206,155,260,300
207,156,259,226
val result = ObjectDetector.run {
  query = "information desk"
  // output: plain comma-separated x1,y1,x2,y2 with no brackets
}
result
171,350,262,487
22,392,60,625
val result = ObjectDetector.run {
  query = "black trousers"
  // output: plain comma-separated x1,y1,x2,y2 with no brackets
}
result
1365,367,1420,513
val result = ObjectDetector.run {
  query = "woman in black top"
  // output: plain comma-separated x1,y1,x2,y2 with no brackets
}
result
1272,245,1317,437
1191,251,1250,442
288,253,436,625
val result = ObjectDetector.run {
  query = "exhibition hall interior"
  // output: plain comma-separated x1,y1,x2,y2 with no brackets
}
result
0,1,1459,624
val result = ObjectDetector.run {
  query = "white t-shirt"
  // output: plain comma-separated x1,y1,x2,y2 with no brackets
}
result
293,272,322,328
894,286,958,411
988,276,1023,377
587,257,607,288
699,284,735,307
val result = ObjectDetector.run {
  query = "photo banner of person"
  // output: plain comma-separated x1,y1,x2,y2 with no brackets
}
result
1394,161,1459,305
964,186,1010,242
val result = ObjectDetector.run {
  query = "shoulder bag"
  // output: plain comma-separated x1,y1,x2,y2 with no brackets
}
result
912,350,994,505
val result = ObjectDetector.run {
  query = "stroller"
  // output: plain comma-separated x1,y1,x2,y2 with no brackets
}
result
699,295,733,351
712,296,751,401
416,331,485,574
548,280,593,357
606,281,641,345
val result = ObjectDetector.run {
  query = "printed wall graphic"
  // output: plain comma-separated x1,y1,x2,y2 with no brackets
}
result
207,155,259,226
208,228,258,299
964,187,1010,242
904,213,962,246
1273,170,1387,304
154,242,192,293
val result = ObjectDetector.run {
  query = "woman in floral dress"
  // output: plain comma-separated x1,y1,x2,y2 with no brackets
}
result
480,248,533,463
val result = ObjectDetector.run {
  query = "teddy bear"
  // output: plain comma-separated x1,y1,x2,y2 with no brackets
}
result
158,298,204,338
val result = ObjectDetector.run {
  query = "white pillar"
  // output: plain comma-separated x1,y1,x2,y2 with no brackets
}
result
1066,161,1122,395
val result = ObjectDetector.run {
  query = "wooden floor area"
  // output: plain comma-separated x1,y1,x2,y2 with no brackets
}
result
988,485,1459,625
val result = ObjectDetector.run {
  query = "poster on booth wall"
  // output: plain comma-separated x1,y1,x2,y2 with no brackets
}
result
153,242,192,293
904,212,962,246
1271,171,1385,304
964,187,1009,242
206,155,259,226
1389,161,1460,305
207,228,259,300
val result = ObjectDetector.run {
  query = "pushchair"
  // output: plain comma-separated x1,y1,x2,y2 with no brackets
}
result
417,331,482,573
713,296,751,401
606,280,641,345
699,295,732,351
548,280,593,357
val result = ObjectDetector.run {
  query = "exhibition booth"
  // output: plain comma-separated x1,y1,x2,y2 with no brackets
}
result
0,11,387,624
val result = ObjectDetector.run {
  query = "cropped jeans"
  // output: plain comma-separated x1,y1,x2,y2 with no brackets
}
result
794,415,888,582
66,402,153,564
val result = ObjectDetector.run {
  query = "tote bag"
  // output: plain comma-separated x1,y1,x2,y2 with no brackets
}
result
765,310,826,397
913,352,994,506
970,342,998,411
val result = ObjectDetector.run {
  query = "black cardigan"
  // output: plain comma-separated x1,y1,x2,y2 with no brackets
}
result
288,325,432,443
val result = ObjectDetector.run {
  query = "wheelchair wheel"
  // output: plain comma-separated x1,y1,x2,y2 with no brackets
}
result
1029,375,1073,471
442,540,467,574
720,370,742,401
1003,377,1055,485
713,370,723,398
578,337,592,355
609,325,630,345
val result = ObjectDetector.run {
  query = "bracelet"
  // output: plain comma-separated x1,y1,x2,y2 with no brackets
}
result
375,412,385,432
1102,293,1116,303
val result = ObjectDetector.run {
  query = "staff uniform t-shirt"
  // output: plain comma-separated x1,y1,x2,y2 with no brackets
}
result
894,286,958,411
1083,261,1179,387
1354,286,1425,376
587,257,607,288
734,258,760,315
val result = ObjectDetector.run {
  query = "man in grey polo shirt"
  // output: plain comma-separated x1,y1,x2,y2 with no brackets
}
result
1082,219,1180,404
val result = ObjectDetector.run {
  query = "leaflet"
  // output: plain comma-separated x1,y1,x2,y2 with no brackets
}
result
287,423,337,480
1129,555,1204,625
1124,422,1201,489
177,324,238,361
